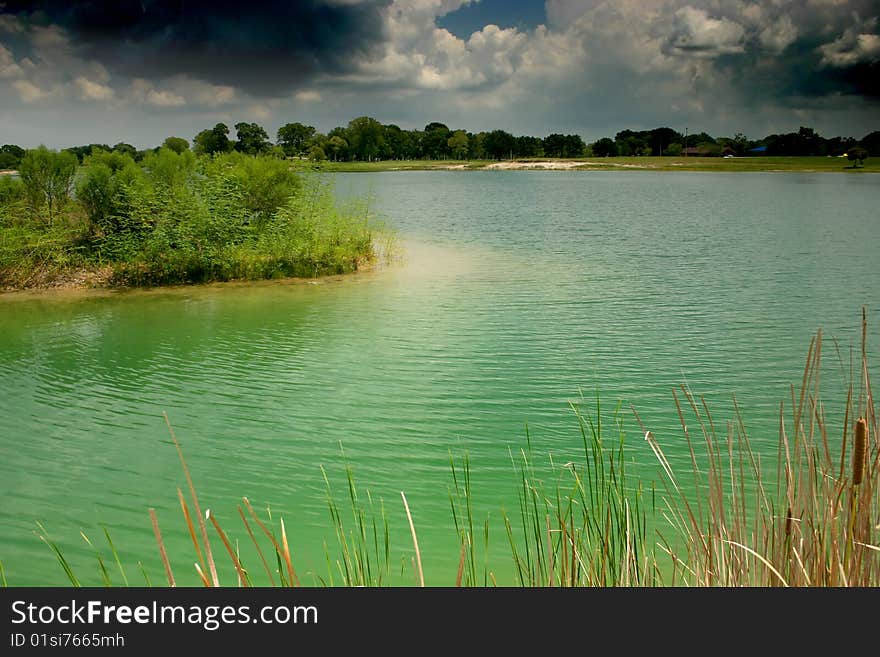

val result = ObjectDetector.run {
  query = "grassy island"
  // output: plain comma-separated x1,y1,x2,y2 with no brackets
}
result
0,147,383,290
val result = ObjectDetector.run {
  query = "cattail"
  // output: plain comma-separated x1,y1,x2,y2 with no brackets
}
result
784,506,793,537
852,418,867,486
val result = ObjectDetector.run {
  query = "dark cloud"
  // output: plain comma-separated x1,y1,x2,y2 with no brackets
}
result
0,0,391,95
659,1,880,100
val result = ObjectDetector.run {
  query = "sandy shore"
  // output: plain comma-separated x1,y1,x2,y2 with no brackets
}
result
478,160,657,170
483,160,583,170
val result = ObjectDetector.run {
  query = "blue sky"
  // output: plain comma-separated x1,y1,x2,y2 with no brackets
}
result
0,1,877,148
438,0,546,38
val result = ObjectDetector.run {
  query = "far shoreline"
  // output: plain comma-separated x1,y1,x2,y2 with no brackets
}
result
318,155,876,174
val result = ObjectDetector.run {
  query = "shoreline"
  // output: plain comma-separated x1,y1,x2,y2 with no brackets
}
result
0,255,384,297
319,155,877,173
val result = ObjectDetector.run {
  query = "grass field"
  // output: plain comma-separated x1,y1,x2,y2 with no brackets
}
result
319,156,876,173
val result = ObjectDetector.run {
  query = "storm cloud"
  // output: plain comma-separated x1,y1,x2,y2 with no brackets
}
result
0,0,391,95
0,1,878,148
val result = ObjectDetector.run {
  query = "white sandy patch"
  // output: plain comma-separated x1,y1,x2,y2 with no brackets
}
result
484,160,583,170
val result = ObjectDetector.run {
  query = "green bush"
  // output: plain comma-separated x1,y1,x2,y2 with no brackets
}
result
143,148,196,188
1,150,384,288
18,146,78,220
203,152,300,223
0,176,25,205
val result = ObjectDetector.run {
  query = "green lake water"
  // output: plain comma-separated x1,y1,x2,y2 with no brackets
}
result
1,171,878,585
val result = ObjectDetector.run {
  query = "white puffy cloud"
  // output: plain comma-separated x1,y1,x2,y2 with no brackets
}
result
12,78,50,102
74,76,114,101
0,42,23,78
667,6,746,57
819,30,880,67
295,90,323,102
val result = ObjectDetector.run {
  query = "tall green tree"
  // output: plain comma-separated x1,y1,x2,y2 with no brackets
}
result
326,135,349,161
447,130,469,159
277,122,316,157
0,144,25,169
847,146,868,168
193,123,232,155
234,122,271,155
422,122,452,159
64,144,111,163
592,137,617,157
143,147,197,188
483,130,516,160
162,137,190,154
112,142,138,159
860,131,880,156
346,116,385,161
18,146,78,219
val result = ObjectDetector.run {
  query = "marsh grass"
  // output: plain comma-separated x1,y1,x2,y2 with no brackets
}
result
8,312,878,587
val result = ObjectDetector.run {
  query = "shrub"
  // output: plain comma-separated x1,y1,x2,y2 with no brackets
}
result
18,146,78,220
143,148,196,188
204,152,300,223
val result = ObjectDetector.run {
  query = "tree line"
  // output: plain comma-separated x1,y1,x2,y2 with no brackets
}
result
1,120,877,169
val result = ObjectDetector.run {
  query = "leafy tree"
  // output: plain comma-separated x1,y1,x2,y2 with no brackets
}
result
326,135,348,161
77,163,119,230
143,147,196,188
447,130,469,159
422,122,451,159
277,122,316,157
193,123,232,156
234,122,271,155
382,124,405,160
515,135,543,158
683,132,715,148
469,132,487,160
87,148,136,172
847,146,868,168
564,134,586,157
483,130,516,160
18,146,78,219
860,131,880,157
162,137,189,154
346,116,385,161
308,145,327,161
664,143,683,156
112,142,138,159
266,145,287,159
823,136,856,156
0,144,25,169
649,127,681,155
614,130,649,156
399,130,423,160
64,144,111,163
0,175,24,203
543,133,565,157
543,133,585,158
592,137,617,157
205,152,300,222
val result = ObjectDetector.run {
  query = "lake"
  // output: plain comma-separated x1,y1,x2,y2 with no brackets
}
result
1,170,877,585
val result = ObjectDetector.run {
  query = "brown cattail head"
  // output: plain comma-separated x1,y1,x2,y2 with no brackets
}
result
852,418,867,487
784,507,793,537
